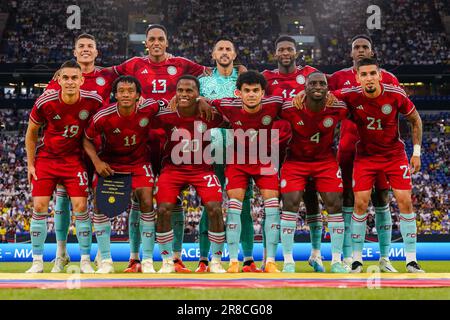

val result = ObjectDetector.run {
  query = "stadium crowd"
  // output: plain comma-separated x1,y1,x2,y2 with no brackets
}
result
0,109,448,242
1,0,449,65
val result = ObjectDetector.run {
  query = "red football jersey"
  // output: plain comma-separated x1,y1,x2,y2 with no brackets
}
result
154,107,224,171
85,99,163,170
280,99,348,162
113,56,206,100
211,96,285,165
45,67,116,104
334,84,416,158
29,90,103,160
328,67,400,153
262,65,318,98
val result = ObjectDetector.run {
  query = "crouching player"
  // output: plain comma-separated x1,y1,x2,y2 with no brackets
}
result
154,75,226,273
83,76,161,273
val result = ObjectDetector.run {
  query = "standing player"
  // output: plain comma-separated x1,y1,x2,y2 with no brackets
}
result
328,35,401,272
209,71,286,273
196,36,261,273
262,36,325,272
45,34,117,273
83,76,161,273
25,60,103,273
154,75,226,273
112,24,209,272
335,58,424,273
279,72,348,273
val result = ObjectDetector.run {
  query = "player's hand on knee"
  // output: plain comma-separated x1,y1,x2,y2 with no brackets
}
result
95,161,114,177
27,165,37,184
410,156,421,174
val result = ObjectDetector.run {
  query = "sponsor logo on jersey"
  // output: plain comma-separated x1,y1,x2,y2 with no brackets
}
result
382,104,392,115
96,77,106,86
262,115,272,125
280,179,287,188
141,69,149,74
234,121,242,126
296,75,305,85
210,90,217,96
272,80,278,85
197,121,207,133
357,105,364,110
139,118,149,127
79,110,89,120
344,80,351,86
297,120,304,126
113,128,121,134
53,114,61,120
323,117,334,128
167,66,177,75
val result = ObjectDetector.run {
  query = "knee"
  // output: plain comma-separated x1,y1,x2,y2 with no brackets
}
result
72,202,87,213
373,189,389,206
397,197,413,213
139,197,154,212
34,203,48,214
205,204,223,220
282,196,300,212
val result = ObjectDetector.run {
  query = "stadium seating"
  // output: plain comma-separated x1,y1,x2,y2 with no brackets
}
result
1,0,448,65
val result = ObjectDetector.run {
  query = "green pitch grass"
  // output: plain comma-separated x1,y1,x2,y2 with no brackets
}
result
1,261,450,300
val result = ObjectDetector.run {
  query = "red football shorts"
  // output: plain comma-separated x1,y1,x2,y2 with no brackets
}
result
338,149,389,191
31,157,88,197
92,162,155,191
156,166,222,204
280,159,343,193
353,154,412,192
225,164,279,191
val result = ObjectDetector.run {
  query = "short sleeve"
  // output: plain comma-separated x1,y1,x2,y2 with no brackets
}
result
29,103,45,125
85,118,100,140
398,94,416,116
182,58,206,77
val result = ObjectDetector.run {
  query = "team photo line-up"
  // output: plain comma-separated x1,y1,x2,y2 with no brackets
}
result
23,23,424,275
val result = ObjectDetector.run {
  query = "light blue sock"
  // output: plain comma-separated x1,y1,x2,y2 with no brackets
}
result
156,230,174,260
342,206,353,259
226,199,242,261
55,188,71,242
74,211,92,256
93,214,111,260
208,231,225,261
351,212,368,260
306,214,323,251
31,211,48,256
280,211,297,259
129,200,141,258
140,211,156,260
399,212,417,255
328,213,345,257
264,198,280,259
375,205,392,258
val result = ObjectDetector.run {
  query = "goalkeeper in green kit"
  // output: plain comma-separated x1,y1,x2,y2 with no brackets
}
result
196,36,261,273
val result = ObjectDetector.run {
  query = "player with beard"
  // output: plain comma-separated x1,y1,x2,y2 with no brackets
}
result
196,37,260,273
328,35,401,272
334,58,424,273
